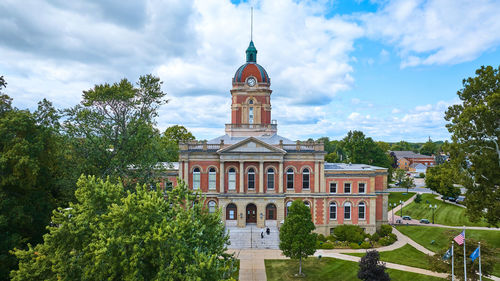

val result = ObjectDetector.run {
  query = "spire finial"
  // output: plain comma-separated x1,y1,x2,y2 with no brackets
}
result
251,7,253,41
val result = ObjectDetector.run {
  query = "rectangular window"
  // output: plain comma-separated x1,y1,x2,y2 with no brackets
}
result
249,107,254,124
267,173,274,190
229,210,235,219
228,173,236,190
329,183,337,193
344,183,351,194
359,205,365,219
208,174,216,190
358,183,366,194
248,174,255,189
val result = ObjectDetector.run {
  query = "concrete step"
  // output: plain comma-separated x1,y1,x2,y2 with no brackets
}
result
226,225,280,249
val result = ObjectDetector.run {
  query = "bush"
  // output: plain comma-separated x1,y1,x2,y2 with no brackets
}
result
326,235,336,242
350,242,361,249
317,234,327,242
321,242,334,249
370,233,380,242
414,193,422,203
378,237,391,246
360,241,372,249
377,225,392,237
419,173,425,178
388,233,397,241
334,225,365,244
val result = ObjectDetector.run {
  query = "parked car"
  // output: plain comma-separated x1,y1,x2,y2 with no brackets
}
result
456,196,465,203
448,197,457,202
420,219,430,224
402,216,412,220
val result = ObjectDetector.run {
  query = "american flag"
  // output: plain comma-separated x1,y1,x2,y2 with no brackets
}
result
454,231,465,245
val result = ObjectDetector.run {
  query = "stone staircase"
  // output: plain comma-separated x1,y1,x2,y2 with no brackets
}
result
226,224,280,249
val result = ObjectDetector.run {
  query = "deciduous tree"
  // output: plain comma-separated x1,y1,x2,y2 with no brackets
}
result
279,200,316,276
161,125,195,162
63,75,168,188
11,176,236,280
444,65,500,225
425,163,460,198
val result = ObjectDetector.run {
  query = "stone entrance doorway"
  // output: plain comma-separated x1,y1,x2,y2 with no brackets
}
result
246,203,257,224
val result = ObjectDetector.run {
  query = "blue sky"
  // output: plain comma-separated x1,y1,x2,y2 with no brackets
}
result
1,0,499,142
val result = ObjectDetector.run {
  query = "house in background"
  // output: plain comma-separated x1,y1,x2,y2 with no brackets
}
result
409,163,427,174
391,151,435,171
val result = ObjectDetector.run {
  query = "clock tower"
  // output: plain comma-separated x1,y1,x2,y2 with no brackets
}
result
226,41,276,137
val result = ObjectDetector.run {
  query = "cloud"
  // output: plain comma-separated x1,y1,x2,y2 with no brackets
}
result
361,0,500,67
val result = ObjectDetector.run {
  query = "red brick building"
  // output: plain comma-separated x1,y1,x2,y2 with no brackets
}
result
167,41,388,235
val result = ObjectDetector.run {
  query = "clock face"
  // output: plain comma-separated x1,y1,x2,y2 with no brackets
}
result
247,77,256,87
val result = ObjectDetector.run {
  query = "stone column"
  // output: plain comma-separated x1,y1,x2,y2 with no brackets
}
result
184,161,189,184
259,161,264,193
178,161,183,183
239,161,244,193
314,161,319,192
278,161,283,193
320,161,325,193
220,161,225,193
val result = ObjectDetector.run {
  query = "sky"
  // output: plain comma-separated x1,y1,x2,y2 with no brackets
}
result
1,0,499,142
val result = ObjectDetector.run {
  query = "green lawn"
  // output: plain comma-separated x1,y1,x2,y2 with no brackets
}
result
265,258,444,281
388,192,416,210
347,244,432,270
401,193,489,226
396,225,500,277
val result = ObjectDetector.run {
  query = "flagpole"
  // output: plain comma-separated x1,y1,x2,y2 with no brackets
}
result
478,242,482,281
463,226,467,281
451,241,454,281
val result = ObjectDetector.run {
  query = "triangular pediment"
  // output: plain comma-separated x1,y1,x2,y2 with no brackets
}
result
217,137,286,154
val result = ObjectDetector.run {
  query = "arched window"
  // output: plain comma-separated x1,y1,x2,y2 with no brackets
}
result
302,168,310,189
304,201,310,208
208,200,217,214
228,168,236,190
249,99,253,104
286,168,294,189
208,167,216,190
286,201,293,217
193,168,200,190
358,202,366,220
249,107,254,124
247,168,255,190
344,202,352,220
267,168,275,190
226,203,237,220
329,202,337,220
266,204,276,220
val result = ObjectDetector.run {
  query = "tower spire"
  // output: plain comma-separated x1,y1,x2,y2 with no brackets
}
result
251,7,253,41
246,7,257,63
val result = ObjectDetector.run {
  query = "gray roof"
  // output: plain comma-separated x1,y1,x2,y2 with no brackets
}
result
207,134,295,145
391,151,433,159
324,162,387,171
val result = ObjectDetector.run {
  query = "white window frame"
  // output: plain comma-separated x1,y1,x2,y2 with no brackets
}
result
358,202,366,220
286,168,294,189
302,168,310,189
228,168,236,190
329,182,337,194
208,168,216,190
267,168,275,190
329,202,337,220
208,200,217,214
248,168,255,190
358,182,366,194
344,183,351,194
344,202,351,220
193,168,200,190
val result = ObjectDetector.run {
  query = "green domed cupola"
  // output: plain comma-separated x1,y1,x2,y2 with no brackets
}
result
246,41,257,62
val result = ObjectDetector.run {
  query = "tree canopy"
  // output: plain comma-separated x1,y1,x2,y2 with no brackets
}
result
444,65,500,226
279,200,316,276
357,250,390,281
11,176,236,281
425,163,460,198
160,125,195,162
63,75,168,188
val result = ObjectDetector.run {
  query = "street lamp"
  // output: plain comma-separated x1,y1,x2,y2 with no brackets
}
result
399,200,404,218
429,204,437,224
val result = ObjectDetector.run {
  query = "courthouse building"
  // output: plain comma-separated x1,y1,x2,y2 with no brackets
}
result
166,41,388,235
